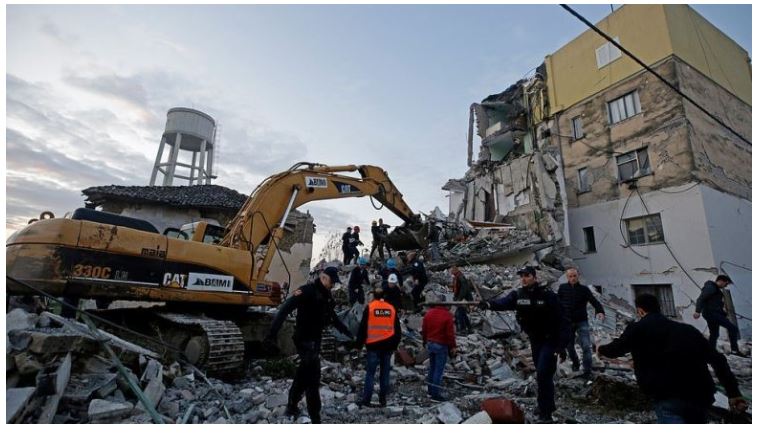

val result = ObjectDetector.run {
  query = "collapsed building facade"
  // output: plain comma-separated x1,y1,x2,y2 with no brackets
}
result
443,4,751,336
81,184,315,289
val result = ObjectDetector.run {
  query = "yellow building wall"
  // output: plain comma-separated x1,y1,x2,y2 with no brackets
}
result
545,4,751,113
664,4,751,105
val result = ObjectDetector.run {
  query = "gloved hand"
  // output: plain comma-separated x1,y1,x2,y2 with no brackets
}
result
478,300,490,310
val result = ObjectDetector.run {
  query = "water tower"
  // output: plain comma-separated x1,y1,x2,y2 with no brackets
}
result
149,107,217,186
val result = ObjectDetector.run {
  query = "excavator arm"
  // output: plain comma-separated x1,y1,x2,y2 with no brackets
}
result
220,163,426,282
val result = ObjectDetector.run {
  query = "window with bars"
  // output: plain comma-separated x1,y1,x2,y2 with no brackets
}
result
625,214,664,245
633,284,677,318
572,116,584,140
607,90,641,124
616,147,651,182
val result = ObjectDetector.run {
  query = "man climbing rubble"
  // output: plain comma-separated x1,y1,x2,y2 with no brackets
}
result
266,267,353,424
403,251,428,310
557,267,605,380
478,265,570,422
422,293,456,402
380,258,402,286
694,274,745,357
598,293,748,423
348,257,371,305
450,265,474,333
349,226,364,264
383,273,404,312
355,287,401,407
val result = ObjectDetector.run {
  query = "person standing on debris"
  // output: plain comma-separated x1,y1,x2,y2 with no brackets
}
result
348,257,371,305
355,287,401,407
557,268,605,379
378,218,393,258
422,293,457,402
694,275,744,356
450,265,474,333
404,251,428,309
350,226,364,264
598,293,748,423
427,219,443,262
266,267,353,424
342,227,353,265
380,258,403,286
383,273,404,312
478,266,570,422
369,220,382,262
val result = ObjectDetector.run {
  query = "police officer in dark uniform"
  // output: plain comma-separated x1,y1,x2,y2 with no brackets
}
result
479,266,570,422
266,267,353,424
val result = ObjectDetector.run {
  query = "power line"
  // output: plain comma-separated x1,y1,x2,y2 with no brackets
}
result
559,4,751,147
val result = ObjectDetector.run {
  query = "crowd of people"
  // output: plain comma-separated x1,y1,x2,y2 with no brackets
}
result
268,230,749,424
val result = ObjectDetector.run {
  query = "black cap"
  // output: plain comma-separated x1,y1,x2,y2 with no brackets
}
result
323,267,341,284
716,274,733,284
516,266,537,277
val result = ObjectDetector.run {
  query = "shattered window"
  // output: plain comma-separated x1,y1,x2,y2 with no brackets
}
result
572,116,584,140
625,214,664,245
578,168,590,192
616,147,651,182
608,90,641,124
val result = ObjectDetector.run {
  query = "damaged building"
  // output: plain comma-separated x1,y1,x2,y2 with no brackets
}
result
444,4,751,336
81,184,315,290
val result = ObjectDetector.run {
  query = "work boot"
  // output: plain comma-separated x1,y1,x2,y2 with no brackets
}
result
284,405,300,420
731,350,748,358
429,394,448,403
379,396,387,407
537,413,554,423
356,399,374,408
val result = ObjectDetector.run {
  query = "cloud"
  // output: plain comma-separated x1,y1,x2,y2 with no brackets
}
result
65,71,149,109
39,19,79,45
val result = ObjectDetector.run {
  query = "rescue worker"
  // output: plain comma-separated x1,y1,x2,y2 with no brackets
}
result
427,219,442,262
422,293,456,401
370,220,385,262
348,257,371,305
403,251,428,309
450,265,474,333
349,226,364,264
378,218,393,258
355,287,401,407
342,227,353,265
379,258,403,286
383,273,404,312
694,275,744,356
266,267,353,424
557,267,605,379
478,266,570,422
599,294,748,423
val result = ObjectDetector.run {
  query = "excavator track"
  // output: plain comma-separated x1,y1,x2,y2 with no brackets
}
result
156,313,245,376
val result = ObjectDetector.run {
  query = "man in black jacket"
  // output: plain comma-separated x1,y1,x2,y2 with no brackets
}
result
557,268,605,379
403,251,428,309
599,293,747,423
479,266,570,422
694,275,743,356
267,267,353,424
355,287,402,407
348,257,370,305
342,227,353,265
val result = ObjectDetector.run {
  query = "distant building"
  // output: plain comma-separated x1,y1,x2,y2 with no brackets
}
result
445,4,751,336
82,184,314,288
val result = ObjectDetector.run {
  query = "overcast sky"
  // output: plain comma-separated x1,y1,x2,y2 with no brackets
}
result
5,4,751,262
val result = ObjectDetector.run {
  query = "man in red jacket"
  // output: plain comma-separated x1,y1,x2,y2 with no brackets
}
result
421,293,456,401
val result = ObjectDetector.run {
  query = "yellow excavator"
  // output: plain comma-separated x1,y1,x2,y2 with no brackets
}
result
6,163,427,375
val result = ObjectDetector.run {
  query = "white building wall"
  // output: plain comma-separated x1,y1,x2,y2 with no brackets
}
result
116,204,219,233
700,186,752,337
567,183,750,332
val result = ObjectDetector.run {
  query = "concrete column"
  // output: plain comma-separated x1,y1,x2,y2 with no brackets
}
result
206,147,214,185
197,139,207,185
189,151,198,186
149,137,166,186
165,132,182,186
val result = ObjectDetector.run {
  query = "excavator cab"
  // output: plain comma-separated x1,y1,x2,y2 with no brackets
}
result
171,222,226,245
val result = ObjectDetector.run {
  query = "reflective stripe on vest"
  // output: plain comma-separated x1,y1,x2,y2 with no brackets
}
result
366,299,396,344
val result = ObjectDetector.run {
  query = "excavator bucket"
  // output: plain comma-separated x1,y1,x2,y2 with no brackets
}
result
386,223,429,250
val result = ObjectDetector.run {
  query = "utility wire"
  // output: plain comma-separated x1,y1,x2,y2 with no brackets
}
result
560,4,751,147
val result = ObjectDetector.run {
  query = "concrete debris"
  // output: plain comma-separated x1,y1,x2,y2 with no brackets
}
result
88,399,134,421
436,402,463,424
7,309,38,332
7,387,36,423
462,410,493,424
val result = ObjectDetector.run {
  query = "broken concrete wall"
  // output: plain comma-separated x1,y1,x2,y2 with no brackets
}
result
677,58,752,200
266,211,314,290
100,202,222,234
567,182,751,336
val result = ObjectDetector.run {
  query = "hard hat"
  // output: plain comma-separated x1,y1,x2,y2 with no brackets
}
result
386,258,396,268
387,274,399,284
358,257,368,265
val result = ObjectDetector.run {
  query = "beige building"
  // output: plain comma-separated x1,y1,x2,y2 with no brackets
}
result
444,4,751,336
